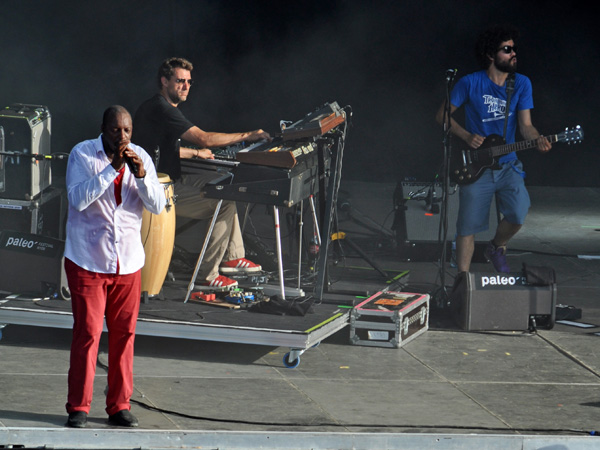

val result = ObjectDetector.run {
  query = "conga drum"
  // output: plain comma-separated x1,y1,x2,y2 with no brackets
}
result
140,173,176,297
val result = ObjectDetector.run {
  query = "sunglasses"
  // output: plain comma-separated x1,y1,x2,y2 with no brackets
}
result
174,78,194,86
498,45,518,54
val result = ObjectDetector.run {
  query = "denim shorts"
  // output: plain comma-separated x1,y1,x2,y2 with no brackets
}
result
456,160,530,236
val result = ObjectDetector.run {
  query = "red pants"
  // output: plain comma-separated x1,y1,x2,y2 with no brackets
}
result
64,258,141,416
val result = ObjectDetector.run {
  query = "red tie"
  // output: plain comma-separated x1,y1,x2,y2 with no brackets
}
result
114,167,125,206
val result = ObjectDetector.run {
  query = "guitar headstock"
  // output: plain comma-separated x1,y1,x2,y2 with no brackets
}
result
559,125,584,144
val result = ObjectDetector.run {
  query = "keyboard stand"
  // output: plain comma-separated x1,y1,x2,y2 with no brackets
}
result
183,201,292,303
184,199,223,303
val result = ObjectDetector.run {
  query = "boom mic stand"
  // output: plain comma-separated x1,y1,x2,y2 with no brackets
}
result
434,68,457,309
0,151,69,160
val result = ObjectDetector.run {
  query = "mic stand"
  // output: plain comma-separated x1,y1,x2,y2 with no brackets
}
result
434,70,456,309
0,151,69,160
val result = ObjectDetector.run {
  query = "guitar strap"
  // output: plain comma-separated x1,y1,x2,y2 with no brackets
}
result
501,73,525,177
502,73,516,140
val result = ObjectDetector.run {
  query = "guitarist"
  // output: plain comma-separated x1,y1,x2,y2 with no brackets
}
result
435,24,551,274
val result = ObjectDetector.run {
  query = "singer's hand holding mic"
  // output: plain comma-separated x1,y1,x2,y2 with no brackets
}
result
122,147,145,178
112,144,145,178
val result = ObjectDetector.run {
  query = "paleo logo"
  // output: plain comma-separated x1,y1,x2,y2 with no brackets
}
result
0,231,62,257
480,275,524,288
5,236,38,249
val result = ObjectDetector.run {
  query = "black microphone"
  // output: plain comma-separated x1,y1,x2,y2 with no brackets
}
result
152,146,160,169
446,68,457,83
124,153,138,175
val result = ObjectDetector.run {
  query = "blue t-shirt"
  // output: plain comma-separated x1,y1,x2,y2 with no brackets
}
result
450,70,534,163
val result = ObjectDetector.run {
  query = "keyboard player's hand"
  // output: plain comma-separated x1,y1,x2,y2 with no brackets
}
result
248,129,272,142
197,149,215,159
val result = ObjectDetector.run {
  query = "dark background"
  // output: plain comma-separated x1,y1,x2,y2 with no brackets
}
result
1,0,597,187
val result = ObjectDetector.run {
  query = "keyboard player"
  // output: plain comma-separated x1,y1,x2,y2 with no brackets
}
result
133,57,271,290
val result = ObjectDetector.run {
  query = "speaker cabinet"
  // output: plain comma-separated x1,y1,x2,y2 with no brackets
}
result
450,271,556,331
0,104,51,200
0,124,5,194
393,181,498,262
0,187,66,239
0,230,67,298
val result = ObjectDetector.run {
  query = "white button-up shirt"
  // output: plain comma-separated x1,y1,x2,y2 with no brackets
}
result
64,135,166,274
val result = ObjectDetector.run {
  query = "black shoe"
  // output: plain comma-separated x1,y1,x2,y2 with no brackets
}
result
67,411,88,428
108,409,139,427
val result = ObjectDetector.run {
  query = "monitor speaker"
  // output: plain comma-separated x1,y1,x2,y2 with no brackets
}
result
0,230,68,299
449,271,556,331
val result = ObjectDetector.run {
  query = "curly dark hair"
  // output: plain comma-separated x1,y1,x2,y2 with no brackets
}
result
157,57,194,88
475,25,520,69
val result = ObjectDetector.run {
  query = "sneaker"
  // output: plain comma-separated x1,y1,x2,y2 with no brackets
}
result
220,258,262,274
484,241,510,273
67,411,88,428
108,409,138,428
198,274,238,291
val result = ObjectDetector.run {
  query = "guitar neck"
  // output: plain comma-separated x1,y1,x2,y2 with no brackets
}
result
491,133,559,157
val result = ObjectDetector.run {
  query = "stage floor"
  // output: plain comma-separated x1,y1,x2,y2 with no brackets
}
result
1,182,600,449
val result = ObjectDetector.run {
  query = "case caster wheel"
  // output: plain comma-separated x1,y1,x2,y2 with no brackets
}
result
60,286,71,301
283,352,300,369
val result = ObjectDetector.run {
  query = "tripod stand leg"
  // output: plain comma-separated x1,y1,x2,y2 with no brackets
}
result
340,235,388,278
273,206,286,300
309,195,322,246
297,201,304,290
184,199,223,303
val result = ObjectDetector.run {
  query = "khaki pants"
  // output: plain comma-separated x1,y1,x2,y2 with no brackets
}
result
174,173,245,282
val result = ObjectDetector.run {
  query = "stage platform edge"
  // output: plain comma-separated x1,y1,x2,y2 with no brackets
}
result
0,296,349,368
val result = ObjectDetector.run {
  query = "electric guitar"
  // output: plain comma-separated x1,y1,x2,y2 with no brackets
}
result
449,126,584,185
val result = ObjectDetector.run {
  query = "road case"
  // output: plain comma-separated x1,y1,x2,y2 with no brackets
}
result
350,291,429,348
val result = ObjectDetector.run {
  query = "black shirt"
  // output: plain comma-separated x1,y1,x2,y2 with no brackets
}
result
133,94,194,180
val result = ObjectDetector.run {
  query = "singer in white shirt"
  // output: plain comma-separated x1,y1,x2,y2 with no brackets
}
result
64,105,165,429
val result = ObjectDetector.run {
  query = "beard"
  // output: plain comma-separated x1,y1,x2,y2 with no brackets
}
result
167,88,187,105
494,55,517,74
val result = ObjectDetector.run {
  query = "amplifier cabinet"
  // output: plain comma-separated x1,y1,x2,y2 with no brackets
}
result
0,125,5,194
393,182,497,262
0,104,51,200
451,272,556,331
0,187,66,239
350,292,429,348
0,230,65,298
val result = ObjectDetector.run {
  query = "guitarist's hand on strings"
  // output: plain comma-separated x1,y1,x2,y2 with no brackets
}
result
466,133,485,149
535,135,552,153
521,115,551,153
